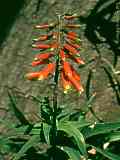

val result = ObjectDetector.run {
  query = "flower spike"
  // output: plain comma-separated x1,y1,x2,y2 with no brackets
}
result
26,13,85,93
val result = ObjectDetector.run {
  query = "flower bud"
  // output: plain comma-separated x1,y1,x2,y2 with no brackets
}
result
64,13,79,20
64,43,78,54
35,23,55,29
64,24,81,28
32,44,50,49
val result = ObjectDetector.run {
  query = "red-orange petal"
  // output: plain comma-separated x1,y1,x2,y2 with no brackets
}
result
63,61,73,78
33,35,48,41
60,49,66,61
35,23,55,29
31,61,46,66
67,31,77,37
34,52,54,61
65,38,80,49
71,66,81,81
61,71,71,93
64,43,78,54
38,63,55,80
64,14,79,20
26,72,41,80
73,57,85,64
50,42,59,50
32,44,50,49
69,76,84,93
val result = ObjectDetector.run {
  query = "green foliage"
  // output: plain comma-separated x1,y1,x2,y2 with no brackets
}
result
13,135,40,160
60,146,83,160
0,89,120,160
58,120,87,156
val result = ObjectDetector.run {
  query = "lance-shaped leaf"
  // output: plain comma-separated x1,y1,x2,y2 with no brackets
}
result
60,146,83,160
13,135,40,160
88,144,120,160
83,121,120,138
43,123,51,145
58,121,87,156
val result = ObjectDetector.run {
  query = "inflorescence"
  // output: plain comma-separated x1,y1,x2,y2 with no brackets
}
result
26,14,85,94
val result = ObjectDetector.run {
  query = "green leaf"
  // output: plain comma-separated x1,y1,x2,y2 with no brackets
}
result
60,120,91,130
8,89,30,125
83,121,120,138
108,131,120,142
57,108,76,122
30,122,42,135
41,97,52,123
0,136,12,153
58,121,87,156
13,135,40,160
86,70,93,100
60,146,82,160
80,93,96,114
88,145,120,160
43,123,51,145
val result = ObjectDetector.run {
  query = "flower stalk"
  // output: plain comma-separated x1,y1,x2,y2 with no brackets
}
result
52,14,61,158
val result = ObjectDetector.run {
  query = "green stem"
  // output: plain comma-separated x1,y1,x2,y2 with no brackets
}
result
52,14,61,159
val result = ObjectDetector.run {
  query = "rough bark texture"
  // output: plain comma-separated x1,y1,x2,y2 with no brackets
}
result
0,0,120,122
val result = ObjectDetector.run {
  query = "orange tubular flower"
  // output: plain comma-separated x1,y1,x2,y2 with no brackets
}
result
61,71,71,93
67,31,77,37
64,43,78,55
64,14,79,20
65,38,80,49
60,49,66,61
66,34,79,41
32,60,46,66
52,32,59,39
69,42,80,49
63,61,84,93
69,76,84,93
35,23,55,29
66,32,81,43
63,61,73,78
34,52,54,61
26,72,41,80
73,57,85,64
50,42,59,50
37,63,55,80
33,35,48,41
70,43,80,49
32,44,50,49
26,63,55,80
71,66,81,81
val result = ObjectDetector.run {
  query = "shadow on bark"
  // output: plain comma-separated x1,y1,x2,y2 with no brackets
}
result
0,0,26,46
79,0,119,66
